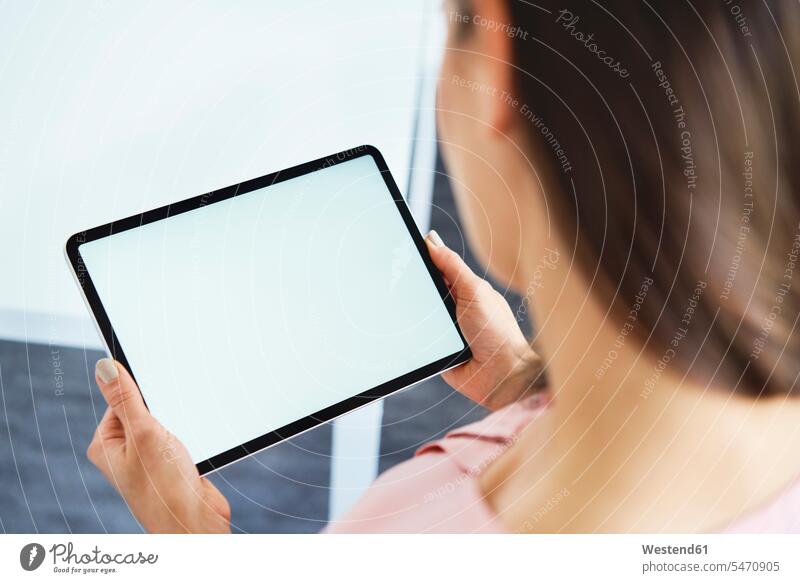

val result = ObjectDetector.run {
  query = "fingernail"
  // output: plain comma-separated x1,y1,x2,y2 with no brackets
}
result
96,358,119,383
426,230,445,247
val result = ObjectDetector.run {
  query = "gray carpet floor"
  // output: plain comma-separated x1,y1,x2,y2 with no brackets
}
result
0,153,525,533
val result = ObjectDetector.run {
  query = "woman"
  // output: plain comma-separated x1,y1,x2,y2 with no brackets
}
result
87,0,800,532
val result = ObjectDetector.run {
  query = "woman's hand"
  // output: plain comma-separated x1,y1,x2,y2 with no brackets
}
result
425,231,543,411
87,359,230,533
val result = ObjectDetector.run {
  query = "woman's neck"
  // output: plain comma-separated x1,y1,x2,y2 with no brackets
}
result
482,247,800,532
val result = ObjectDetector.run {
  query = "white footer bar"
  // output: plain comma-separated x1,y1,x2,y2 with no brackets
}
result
2,534,797,582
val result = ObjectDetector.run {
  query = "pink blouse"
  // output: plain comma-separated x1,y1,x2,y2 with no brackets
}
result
325,392,800,533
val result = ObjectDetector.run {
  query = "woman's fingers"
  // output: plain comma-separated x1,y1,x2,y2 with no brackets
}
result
87,407,124,476
96,406,124,441
94,358,149,430
425,230,487,300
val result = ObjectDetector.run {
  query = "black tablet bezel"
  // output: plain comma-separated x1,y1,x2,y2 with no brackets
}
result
65,144,471,475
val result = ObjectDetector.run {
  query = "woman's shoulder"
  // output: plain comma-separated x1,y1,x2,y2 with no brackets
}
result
416,392,550,474
722,475,800,533
324,393,550,534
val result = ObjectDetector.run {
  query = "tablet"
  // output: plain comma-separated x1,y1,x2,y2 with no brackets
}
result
65,145,470,475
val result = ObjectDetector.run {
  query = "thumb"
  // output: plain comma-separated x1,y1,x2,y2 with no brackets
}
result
95,358,149,429
425,230,486,299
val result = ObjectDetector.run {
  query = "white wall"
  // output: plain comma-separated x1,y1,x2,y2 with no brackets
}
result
0,0,441,347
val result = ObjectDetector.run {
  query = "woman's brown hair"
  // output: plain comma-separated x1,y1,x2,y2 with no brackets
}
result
455,1,800,396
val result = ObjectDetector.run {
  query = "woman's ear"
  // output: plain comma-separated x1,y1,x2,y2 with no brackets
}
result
469,0,516,137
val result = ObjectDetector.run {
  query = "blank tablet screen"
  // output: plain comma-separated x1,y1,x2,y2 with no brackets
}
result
77,154,465,465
